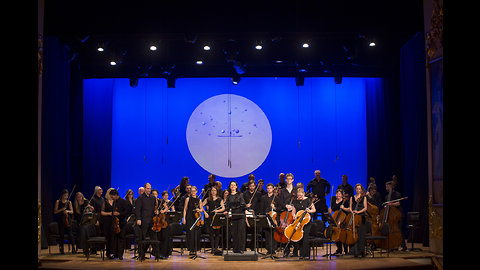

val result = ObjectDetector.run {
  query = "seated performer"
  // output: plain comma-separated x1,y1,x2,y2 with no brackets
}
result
328,188,349,255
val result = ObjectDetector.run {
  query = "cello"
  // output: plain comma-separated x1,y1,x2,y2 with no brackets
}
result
377,187,404,250
284,196,318,242
274,194,295,243
339,195,364,246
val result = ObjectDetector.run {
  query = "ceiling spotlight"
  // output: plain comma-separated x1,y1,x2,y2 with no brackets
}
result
203,45,211,51
369,42,376,47
255,44,263,50
97,47,104,52
196,60,204,65
275,60,283,63
110,61,117,66
232,74,241,85
150,45,157,51
302,43,310,48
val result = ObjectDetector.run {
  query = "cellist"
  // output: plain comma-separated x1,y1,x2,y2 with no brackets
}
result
288,188,316,260
384,181,408,251
327,189,349,255
348,184,368,257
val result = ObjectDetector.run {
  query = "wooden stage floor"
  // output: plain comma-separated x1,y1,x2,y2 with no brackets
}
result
38,243,440,270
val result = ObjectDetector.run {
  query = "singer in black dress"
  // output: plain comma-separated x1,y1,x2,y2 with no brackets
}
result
224,181,246,253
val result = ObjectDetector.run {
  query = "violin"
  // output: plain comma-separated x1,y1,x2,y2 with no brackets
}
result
274,194,296,243
63,184,76,228
194,202,204,227
152,199,168,232
268,189,278,227
112,199,121,234
284,196,318,242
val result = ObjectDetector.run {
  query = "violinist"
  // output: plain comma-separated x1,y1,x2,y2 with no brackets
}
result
288,189,316,260
101,188,129,260
152,190,171,259
224,181,246,254
348,183,368,257
203,186,225,255
328,189,349,255
53,189,75,254
172,176,189,210
260,183,278,255
73,192,92,252
183,186,202,256
135,183,158,261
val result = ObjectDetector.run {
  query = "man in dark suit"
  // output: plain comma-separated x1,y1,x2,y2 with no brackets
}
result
306,170,331,220
135,183,158,260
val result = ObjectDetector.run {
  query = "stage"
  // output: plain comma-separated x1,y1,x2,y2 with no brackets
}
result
38,243,440,270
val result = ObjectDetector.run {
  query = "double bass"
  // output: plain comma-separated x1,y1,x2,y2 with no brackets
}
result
377,188,403,250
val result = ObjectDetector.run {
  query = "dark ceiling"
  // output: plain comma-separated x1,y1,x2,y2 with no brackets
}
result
43,0,425,79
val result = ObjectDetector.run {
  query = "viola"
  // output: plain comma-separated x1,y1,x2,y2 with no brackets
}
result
153,200,168,232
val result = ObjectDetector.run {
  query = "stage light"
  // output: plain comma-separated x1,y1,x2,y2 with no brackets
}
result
302,43,310,48
203,45,211,51
369,42,376,47
97,47,104,52
196,60,204,65
255,45,262,50
110,61,117,66
150,45,157,51
232,74,241,85
275,60,283,63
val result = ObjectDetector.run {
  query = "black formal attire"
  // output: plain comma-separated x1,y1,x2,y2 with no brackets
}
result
292,198,313,259
73,199,89,250
185,196,201,253
367,191,382,208
384,190,408,250
260,193,279,254
338,183,354,202
135,192,158,260
90,195,105,237
306,177,331,219
225,193,246,253
205,197,222,253
203,182,216,198
330,197,349,254
56,200,75,254
350,196,367,257
153,198,171,258
243,189,262,251
277,186,297,213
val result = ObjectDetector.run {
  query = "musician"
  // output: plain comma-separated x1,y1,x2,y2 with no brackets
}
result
328,189,349,255
260,183,278,255
138,186,145,197
384,181,407,251
101,188,129,259
240,174,255,193
348,183,368,257
288,189,316,260
338,175,354,202
257,179,267,196
366,183,382,208
135,183,158,261
90,186,105,236
123,189,136,251
183,186,202,256
203,174,216,198
53,189,75,254
73,192,91,252
203,186,225,255
275,173,286,190
243,180,261,251
152,190,171,259
278,173,297,257
306,170,331,220
224,181,246,253
172,176,189,210
178,184,192,212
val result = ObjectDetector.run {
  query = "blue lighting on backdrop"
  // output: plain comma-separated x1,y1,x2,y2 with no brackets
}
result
84,77,375,207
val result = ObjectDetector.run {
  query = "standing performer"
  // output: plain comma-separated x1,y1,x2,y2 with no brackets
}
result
328,189,349,255
243,180,261,251
384,181,408,251
90,186,105,236
224,181,246,253
152,190,171,259
260,183,279,255
101,188,129,259
288,189,316,260
203,186,225,255
135,183,158,261
53,189,75,254
348,184,368,257
183,186,202,256
278,173,297,257
203,174,217,198
306,170,331,220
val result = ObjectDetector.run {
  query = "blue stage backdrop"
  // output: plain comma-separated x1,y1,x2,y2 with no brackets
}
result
84,77,377,206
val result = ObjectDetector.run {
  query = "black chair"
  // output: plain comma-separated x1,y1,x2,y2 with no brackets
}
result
139,237,161,261
406,212,422,251
125,233,137,256
170,223,187,255
84,224,107,261
46,222,74,254
308,219,333,260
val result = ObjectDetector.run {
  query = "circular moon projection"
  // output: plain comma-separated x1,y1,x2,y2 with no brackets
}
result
186,94,272,178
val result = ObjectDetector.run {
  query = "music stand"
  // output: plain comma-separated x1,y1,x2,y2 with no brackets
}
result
225,213,254,255
258,214,278,260
211,213,227,254
321,212,337,258
189,215,206,260
165,211,182,224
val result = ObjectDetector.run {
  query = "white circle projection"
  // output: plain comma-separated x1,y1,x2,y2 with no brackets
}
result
186,94,272,178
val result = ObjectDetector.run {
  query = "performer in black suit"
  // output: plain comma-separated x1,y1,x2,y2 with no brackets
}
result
135,183,158,261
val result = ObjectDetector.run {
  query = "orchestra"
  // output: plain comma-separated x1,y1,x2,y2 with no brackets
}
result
51,170,409,262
